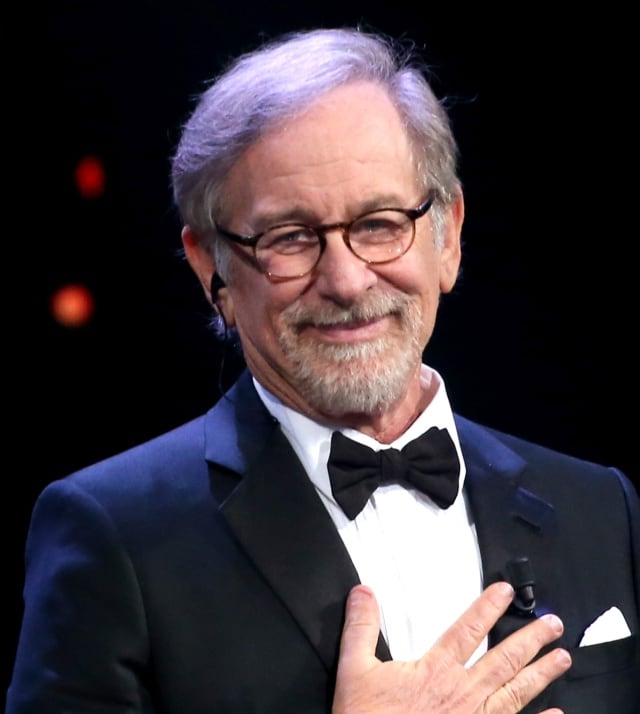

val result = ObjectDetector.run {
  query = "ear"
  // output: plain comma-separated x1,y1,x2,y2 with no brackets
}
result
438,194,464,294
181,226,235,326
182,225,215,297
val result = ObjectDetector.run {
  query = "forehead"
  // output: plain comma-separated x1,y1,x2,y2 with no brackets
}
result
223,81,420,223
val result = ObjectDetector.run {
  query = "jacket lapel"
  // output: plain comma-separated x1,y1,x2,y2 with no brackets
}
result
204,372,391,671
457,416,565,644
204,378,556,668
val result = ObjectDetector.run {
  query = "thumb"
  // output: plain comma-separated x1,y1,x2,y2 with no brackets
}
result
336,585,381,677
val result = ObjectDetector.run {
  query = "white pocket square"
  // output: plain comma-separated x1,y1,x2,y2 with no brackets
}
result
579,606,632,647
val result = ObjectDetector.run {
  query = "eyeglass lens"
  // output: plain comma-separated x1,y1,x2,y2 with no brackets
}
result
255,209,415,278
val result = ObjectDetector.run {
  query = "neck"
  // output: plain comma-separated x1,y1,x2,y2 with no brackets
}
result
259,366,437,444
332,373,436,443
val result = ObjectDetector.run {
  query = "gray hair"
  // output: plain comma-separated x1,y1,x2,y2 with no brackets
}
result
171,27,462,274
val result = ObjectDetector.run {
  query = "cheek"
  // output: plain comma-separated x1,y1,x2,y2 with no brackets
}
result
393,261,442,334
232,284,296,346
388,254,440,302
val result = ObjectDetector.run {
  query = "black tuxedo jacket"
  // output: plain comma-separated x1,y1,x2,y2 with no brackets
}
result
7,371,640,713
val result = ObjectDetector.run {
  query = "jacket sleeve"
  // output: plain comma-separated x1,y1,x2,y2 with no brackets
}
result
616,468,640,602
6,479,156,714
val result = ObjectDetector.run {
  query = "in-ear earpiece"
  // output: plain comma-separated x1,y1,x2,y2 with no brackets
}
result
210,273,226,306
207,271,237,397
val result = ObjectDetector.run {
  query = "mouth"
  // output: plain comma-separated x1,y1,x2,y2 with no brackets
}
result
285,290,411,347
302,313,391,343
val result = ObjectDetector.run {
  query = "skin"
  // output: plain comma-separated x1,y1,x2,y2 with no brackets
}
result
334,583,572,714
183,80,463,444
183,80,572,711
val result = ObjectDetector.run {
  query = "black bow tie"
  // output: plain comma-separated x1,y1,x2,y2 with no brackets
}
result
327,427,460,520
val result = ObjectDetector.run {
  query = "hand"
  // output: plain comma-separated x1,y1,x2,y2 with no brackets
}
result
333,582,572,714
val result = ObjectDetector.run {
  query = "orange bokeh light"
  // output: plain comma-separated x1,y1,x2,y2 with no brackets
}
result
50,283,95,328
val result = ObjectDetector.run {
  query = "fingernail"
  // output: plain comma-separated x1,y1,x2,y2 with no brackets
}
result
542,614,564,634
348,586,372,608
498,582,514,598
555,649,572,667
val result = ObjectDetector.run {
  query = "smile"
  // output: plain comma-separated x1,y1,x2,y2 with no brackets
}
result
305,314,391,343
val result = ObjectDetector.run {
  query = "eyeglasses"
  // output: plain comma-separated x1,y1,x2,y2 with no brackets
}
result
214,192,435,281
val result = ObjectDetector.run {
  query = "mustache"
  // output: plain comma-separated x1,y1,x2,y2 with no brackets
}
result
282,290,413,329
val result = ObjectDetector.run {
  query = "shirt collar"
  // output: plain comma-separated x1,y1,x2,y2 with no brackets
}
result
252,364,466,503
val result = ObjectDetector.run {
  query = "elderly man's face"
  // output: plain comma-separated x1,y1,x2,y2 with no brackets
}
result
213,81,462,424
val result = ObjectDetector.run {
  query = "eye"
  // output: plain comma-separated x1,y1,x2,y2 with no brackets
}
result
259,226,318,254
352,212,408,242
358,218,394,232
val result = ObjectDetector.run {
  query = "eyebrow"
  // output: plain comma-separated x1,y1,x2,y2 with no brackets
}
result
249,193,414,230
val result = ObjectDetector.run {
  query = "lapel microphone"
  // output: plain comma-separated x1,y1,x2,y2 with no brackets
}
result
506,556,536,616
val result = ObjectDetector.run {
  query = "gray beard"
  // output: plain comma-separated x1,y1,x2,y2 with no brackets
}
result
278,292,424,416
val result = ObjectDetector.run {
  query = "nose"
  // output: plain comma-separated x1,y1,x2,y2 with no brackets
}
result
313,229,378,305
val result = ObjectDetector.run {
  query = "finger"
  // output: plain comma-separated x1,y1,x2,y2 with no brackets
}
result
336,585,381,677
487,647,572,714
474,612,567,697
433,581,515,665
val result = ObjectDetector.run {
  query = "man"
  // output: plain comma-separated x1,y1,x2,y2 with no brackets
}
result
7,27,639,713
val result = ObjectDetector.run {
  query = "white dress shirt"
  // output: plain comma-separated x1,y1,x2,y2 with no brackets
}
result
253,364,486,664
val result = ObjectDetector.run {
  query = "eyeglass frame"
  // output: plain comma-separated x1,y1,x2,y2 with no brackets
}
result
213,191,435,282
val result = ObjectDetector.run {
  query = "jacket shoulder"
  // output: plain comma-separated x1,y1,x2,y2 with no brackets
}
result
455,413,639,504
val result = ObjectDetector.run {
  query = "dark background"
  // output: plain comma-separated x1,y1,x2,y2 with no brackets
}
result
6,0,637,696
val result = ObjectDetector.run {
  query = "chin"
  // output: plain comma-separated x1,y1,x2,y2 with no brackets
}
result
288,335,421,416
